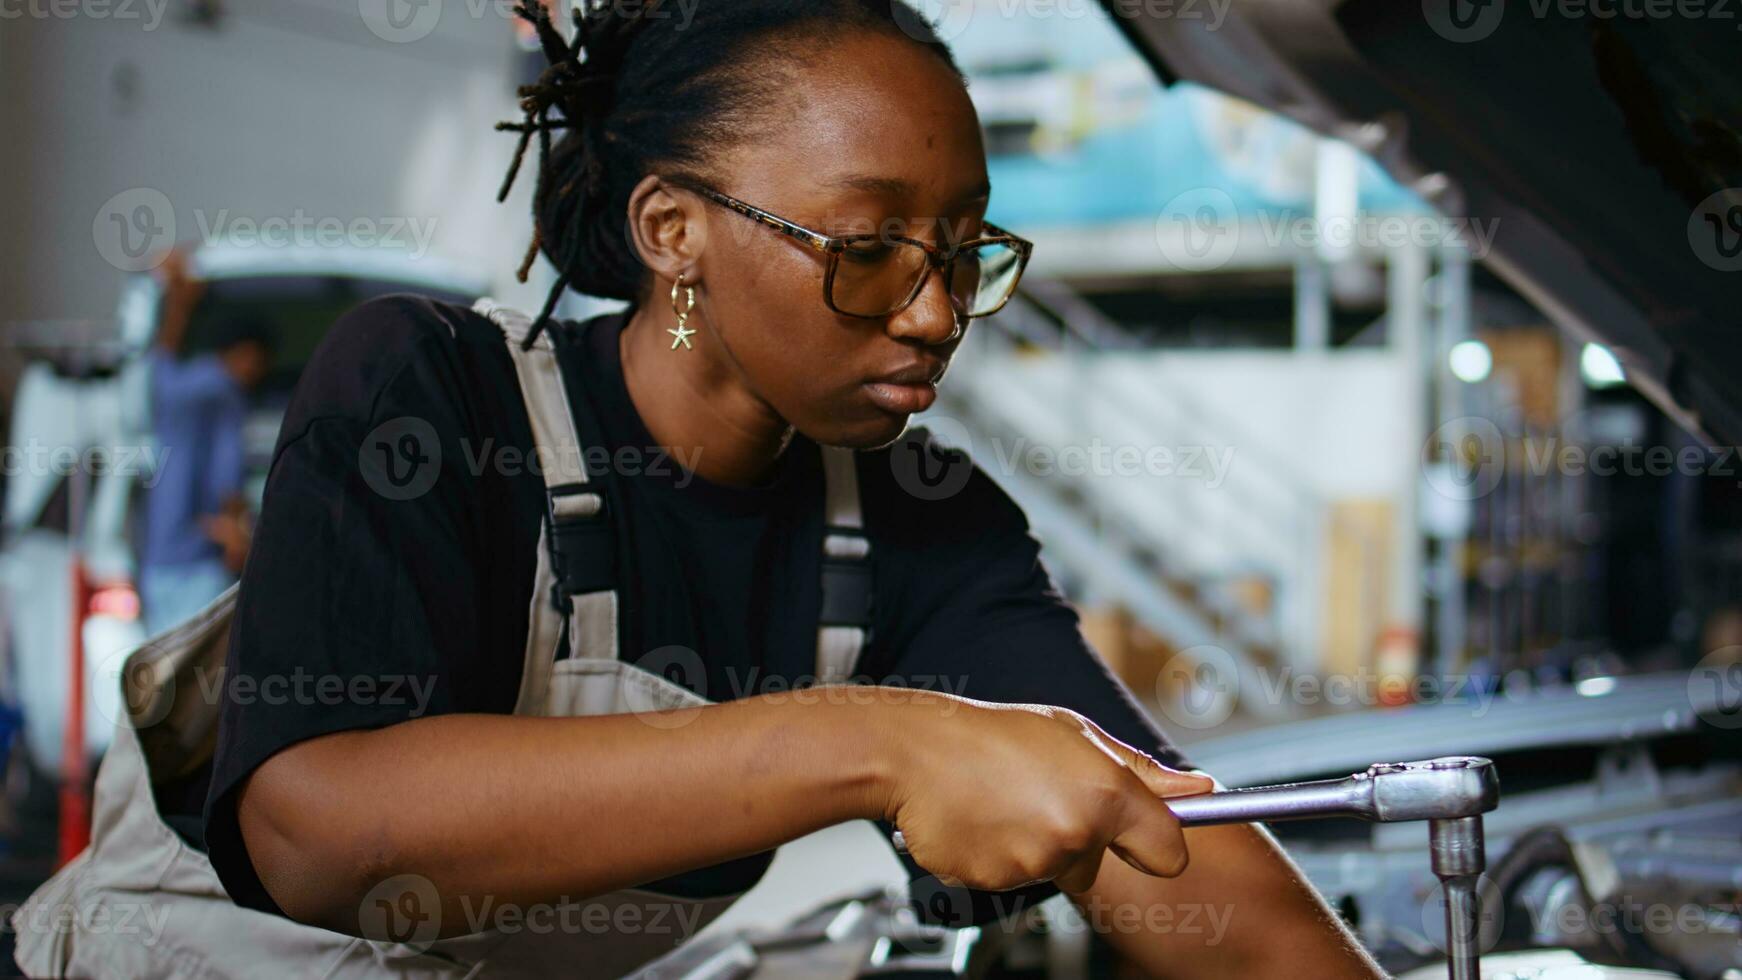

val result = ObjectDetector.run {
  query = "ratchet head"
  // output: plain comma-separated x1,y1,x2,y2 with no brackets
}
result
1157,755,1501,828
1362,756,1499,822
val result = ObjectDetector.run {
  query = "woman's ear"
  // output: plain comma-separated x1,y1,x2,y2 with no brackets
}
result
625,174,706,287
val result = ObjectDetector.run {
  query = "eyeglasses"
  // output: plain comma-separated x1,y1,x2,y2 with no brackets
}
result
675,181,1033,321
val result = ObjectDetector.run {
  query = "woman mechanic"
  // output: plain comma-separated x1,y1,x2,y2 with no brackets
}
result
172,1,1385,976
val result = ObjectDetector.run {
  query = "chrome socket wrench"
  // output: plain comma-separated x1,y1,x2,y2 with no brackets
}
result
891,756,1499,980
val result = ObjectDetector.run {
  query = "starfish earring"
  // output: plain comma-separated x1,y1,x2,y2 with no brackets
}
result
668,273,698,351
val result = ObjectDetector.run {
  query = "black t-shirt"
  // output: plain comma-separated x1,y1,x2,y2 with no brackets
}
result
195,294,1191,927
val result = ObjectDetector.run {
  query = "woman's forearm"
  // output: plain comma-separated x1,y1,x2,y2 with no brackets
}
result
237,691,900,937
1080,823,1384,979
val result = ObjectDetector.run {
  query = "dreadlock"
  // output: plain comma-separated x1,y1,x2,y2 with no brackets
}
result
497,0,966,349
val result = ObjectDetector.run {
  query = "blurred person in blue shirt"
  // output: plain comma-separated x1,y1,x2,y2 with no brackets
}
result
141,249,274,635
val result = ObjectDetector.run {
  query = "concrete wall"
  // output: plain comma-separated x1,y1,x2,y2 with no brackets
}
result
0,0,555,331
1133,349,1419,500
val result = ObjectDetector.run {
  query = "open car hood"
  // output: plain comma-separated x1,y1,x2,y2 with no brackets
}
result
1105,0,1742,440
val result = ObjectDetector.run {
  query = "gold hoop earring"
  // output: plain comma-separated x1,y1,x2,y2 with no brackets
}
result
668,273,698,351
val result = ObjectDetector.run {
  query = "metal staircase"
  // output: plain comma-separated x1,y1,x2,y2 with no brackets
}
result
920,283,1340,719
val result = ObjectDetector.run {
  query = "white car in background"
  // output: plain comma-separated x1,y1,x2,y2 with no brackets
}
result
0,244,487,784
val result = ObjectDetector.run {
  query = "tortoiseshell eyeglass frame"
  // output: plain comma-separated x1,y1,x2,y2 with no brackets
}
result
675,181,1035,320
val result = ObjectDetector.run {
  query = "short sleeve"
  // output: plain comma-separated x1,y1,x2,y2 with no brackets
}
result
865,428,1192,927
201,296,537,916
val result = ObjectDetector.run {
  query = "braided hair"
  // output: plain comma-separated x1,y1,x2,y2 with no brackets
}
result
497,0,967,349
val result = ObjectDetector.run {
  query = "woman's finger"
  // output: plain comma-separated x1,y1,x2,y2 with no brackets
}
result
1106,789,1192,879
1053,848,1105,896
1122,748,1215,800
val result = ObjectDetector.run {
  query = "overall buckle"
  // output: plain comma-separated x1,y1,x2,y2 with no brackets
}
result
819,525,874,630
547,483,616,613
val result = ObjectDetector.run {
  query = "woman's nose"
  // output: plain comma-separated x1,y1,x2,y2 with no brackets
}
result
885,264,964,346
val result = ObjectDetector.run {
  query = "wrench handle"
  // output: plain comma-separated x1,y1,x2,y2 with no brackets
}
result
890,776,1368,854
1162,779,1370,826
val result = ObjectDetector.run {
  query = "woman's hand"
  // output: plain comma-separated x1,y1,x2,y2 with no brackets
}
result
150,243,206,354
878,692,1213,895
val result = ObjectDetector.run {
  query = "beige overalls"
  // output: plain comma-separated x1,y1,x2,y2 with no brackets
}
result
11,300,878,979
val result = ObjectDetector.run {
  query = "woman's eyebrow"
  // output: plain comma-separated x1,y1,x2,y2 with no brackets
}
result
827,174,992,207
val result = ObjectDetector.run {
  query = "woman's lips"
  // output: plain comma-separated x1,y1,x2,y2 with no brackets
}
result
864,380,938,414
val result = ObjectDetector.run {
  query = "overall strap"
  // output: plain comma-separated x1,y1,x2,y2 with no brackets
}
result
479,298,872,692
817,445,873,685
476,299,620,709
